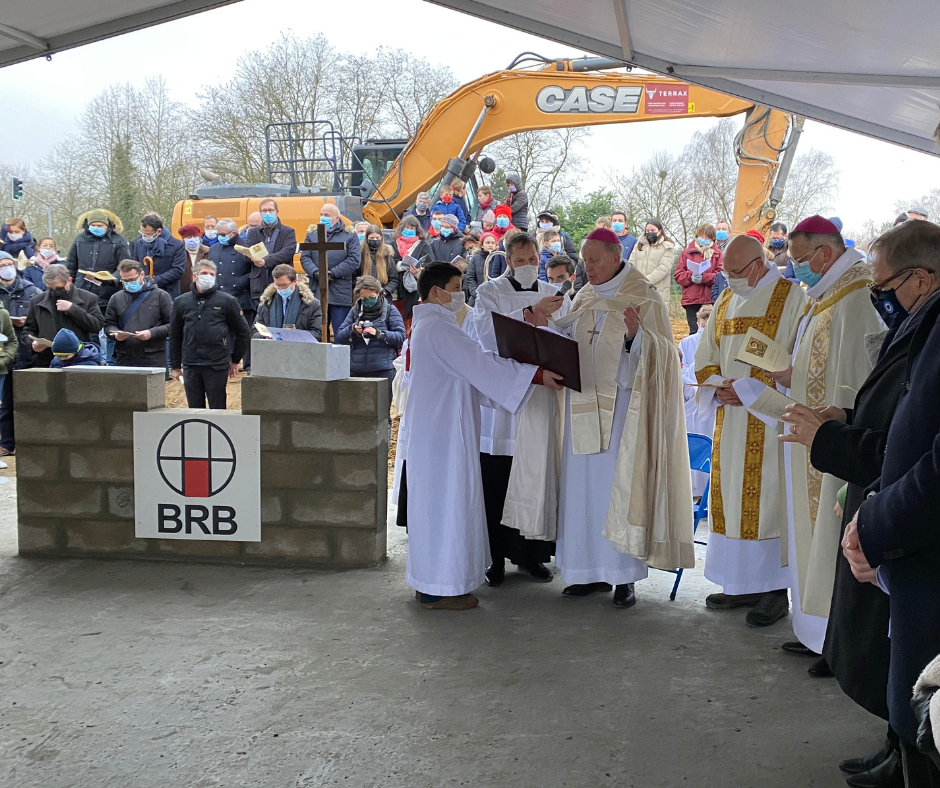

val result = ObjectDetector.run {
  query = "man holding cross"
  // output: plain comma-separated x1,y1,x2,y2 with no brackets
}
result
301,204,361,338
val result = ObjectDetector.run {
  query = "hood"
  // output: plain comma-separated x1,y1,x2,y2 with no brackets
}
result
306,221,341,235
76,208,123,234
506,173,522,189
259,281,316,307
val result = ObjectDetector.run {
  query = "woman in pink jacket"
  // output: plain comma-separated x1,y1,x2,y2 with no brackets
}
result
674,223,723,335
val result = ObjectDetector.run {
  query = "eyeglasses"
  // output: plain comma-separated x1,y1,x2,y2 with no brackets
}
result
869,268,916,295
726,256,762,278
791,246,823,265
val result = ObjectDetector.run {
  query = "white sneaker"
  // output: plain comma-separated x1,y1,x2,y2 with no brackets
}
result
0,459,7,469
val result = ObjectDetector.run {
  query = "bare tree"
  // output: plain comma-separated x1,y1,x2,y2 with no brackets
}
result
773,148,840,229
679,118,738,224
375,48,458,138
894,188,940,222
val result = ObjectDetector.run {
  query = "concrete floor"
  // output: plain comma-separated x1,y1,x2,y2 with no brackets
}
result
0,475,883,788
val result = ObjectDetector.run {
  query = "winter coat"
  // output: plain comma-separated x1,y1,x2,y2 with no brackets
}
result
22,260,50,291
617,232,638,260
402,208,432,233
362,247,398,300
855,292,940,744
180,244,210,296
253,282,322,341
488,250,508,280
711,270,728,303
504,174,529,230
169,282,250,369
675,242,722,306
0,228,36,260
452,194,471,227
67,225,131,310
244,221,298,306
475,198,497,223
23,285,104,368
628,236,677,301
430,200,467,232
50,342,101,368
0,308,17,375
429,234,464,263
301,222,361,308
0,274,40,369
464,251,488,305
129,228,187,299
209,242,253,312
335,297,406,375
104,280,174,367
393,239,431,319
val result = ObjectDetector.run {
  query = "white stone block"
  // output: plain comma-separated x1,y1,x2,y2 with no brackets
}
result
250,339,350,381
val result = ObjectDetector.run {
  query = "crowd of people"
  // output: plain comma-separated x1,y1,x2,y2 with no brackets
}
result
1,180,939,785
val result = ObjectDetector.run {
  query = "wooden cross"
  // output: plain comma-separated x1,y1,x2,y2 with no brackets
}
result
298,222,347,341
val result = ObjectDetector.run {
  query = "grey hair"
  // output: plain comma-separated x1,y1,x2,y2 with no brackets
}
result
195,260,217,275
217,219,238,234
42,263,70,286
870,220,940,278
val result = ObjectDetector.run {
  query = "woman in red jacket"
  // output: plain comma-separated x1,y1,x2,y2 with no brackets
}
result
674,223,722,335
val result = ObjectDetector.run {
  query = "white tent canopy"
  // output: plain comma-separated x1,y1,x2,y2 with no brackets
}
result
0,0,241,69
428,0,940,156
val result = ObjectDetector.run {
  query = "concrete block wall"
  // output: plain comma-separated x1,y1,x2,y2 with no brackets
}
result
15,369,389,568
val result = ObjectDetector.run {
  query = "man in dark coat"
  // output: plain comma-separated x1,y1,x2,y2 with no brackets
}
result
244,198,298,309
169,259,250,410
253,264,322,341
23,264,103,369
104,260,174,369
129,212,187,299
300,203,360,338
0,258,40,455
211,219,255,371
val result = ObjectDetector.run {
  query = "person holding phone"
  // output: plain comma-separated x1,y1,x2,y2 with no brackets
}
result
104,259,174,368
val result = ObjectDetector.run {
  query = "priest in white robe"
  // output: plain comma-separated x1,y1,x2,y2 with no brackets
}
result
773,216,883,672
396,261,562,611
464,232,572,586
693,235,807,627
679,305,715,437
503,228,694,608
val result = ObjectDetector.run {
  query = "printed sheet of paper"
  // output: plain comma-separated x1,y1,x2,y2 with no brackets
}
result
687,260,711,277
254,323,318,343
732,378,798,428
734,327,791,373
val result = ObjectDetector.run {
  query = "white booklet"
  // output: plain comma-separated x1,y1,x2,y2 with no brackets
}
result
732,378,798,427
734,327,791,373
687,260,711,277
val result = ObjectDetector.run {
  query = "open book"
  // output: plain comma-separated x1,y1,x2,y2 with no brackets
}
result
731,378,798,427
17,250,30,270
687,259,711,277
734,327,791,373
79,269,118,282
235,242,268,260
492,312,581,391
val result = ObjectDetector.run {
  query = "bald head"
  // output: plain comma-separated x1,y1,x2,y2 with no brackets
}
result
723,235,767,287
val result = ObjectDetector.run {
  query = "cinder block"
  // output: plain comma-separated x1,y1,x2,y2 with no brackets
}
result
64,369,164,408
108,486,134,520
261,495,283,524
15,446,60,480
259,417,283,449
17,521,61,553
333,454,377,490
12,368,63,406
14,409,102,445
336,529,383,566
290,418,381,452
261,451,329,489
151,539,241,558
242,526,331,561
18,481,102,517
242,376,328,415
290,491,379,528
69,448,135,482
64,521,143,553
336,378,386,418
108,412,135,444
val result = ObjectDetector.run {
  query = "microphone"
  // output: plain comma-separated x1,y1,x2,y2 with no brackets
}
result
557,280,573,296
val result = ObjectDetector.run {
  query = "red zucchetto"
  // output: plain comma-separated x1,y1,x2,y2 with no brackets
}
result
584,228,621,244
793,215,841,235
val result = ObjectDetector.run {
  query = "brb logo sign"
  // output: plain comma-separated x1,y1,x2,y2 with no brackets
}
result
134,412,261,542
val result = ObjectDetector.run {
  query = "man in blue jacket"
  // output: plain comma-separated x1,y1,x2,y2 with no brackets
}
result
301,204,360,339
611,210,637,260
130,213,186,299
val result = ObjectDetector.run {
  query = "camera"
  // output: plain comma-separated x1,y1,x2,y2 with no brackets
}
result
357,320,374,329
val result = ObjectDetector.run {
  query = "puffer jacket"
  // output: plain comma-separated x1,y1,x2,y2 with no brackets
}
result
300,221,361,308
253,282,322,341
429,234,464,263
0,273,41,369
628,236,678,300
464,251,488,305
67,221,131,310
1,228,36,260
504,174,529,230
675,242,722,306
334,297,406,375
104,279,174,367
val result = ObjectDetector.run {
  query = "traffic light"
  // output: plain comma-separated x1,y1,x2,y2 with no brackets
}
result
11,177,23,201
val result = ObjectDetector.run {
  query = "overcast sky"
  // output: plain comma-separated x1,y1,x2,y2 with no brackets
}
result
4,0,940,234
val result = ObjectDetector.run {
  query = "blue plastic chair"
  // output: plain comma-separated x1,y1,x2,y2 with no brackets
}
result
668,433,712,600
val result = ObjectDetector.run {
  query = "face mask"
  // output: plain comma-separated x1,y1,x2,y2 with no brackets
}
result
441,194,452,204
716,230,729,241
508,185,517,193
431,220,442,231
357,233,366,242
402,228,417,239
50,287,68,300
184,238,201,250
645,232,659,244
319,216,332,226
197,274,216,290
6,232,23,242
367,239,382,252
415,202,428,213
512,264,539,288
727,277,755,298
611,222,625,234
870,288,910,327
696,237,713,247
261,212,277,225
538,222,553,231
140,233,157,244
218,234,230,245
277,286,293,300
550,241,562,253
362,296,379,308
0,265,15,282
770,238,785,248
88,225,107,238
40,248,57,259
792,260,822,288
439,290,466,313
441,227,453,238
123,279,143,293
205,230,218,239
496,217,510,229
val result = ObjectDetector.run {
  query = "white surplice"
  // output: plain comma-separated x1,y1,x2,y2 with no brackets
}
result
398,303,537,597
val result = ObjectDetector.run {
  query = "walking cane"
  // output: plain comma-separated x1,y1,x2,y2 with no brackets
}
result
144,256,154,278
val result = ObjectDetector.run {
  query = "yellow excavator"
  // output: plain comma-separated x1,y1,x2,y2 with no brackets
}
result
172,55,801,243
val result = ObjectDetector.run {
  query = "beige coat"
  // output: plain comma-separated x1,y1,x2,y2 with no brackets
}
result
628,237,677,299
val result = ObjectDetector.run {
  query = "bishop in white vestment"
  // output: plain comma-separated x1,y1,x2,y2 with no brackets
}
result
693,236,807,626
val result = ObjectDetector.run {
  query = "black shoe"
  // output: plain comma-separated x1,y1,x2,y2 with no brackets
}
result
781,641,820,657
518,562,554,583
845,751,904,788
562,582,613,597
807,657,833,678
485,561,505,587
705,592,763,610
840,738,895,776
745,592,789,627
613,583,636,608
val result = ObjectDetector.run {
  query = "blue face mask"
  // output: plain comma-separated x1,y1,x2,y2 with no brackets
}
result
218,234,230,245
441,227,453,238
770,238,785,248
431,220,442,231
696,237,712,247
793,260,822,288
357,233,365,241
320,216,332,226
261,212,277,226
496,217,510,229
124,279,143,293
716,230,729,241
88,225,107,238
402,228,417,239
611,221,625,234
276,286,292,300
550,241,562,253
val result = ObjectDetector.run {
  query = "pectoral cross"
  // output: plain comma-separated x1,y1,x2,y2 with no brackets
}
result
587,313,601,345
298,222,347,341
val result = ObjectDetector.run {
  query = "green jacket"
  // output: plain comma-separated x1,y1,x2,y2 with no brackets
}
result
0,307,18,375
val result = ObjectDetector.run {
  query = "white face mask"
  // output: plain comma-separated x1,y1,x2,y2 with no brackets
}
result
726,276,755,298
440,290,466,313
512,264,539,288
6,232,23,242
39,248,57,259
0,265,15,282
196,274,216,290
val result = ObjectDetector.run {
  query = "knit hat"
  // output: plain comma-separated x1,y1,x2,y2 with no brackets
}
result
746,229,765,244
51,328,81,356
479,231,499,246
442,214,460,227
585,228,620,244
537,210,559,225
482,209,496,224
178,224,202,238
494,205,512,219
793,215,841,235
827,216,844,233
86,209,110,226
